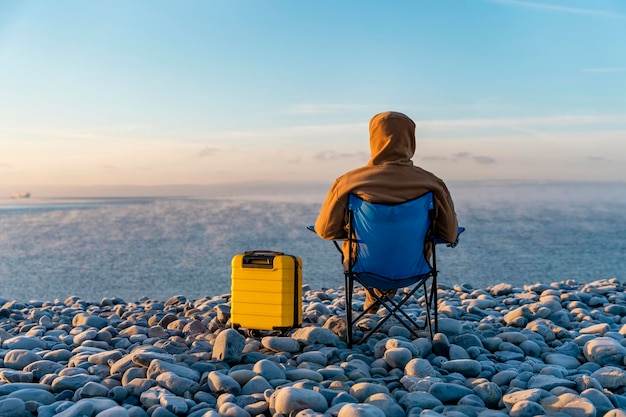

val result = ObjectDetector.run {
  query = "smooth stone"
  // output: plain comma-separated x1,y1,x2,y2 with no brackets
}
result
291,327,339,346
364,393,405,417
253,359,286,380
337,403,385,417
432,333,450,356
0,398,26,417
493,371,517,388
502,388,549,410
80,381,110,398
590,366,626,389
296,351,328,366
3,336,47,350
131,351,176,367
398,391,443,411
441,359,482,378
472,381,502,408
384,347,413,369
147,359,201,382
72,313,109,329
349,382,390,403
584,337,626,366
437,318,463,336
89,350,124,365
544,353,580,369
228,369,257,386
509,400,547,417
95,406,130,417
212,329,246,364
541,393,596,417
241,375,273,395
262,336,301,353
404,358,436,377
159,393,188,415
54,401,95,417
207,371,241,395
580,322,610,335
285,368,324,382
428,383,473,403
3,349,43,370
52,374,101,392
449,344,471,360
156,372,200,396
271,387,328,414
217,402,248,417
580,388,615,416
0,369,34,383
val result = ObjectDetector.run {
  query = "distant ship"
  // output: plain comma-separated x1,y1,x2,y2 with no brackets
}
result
9,192,31,199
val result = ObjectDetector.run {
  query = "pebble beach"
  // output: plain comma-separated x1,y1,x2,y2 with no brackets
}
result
2,279,626,417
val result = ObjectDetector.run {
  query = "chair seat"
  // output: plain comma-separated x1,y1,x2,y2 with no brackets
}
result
350,271,432,291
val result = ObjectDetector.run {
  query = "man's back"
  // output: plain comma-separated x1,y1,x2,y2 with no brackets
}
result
315,111,457,244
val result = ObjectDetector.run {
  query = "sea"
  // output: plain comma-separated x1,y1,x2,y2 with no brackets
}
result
1,181,625,303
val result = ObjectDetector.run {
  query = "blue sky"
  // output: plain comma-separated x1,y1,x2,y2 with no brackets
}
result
1,0,625,193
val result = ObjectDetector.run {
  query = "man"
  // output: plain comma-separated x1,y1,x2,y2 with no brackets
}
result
314,111,458,313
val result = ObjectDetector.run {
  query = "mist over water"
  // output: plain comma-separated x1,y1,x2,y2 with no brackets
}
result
0,182,624,303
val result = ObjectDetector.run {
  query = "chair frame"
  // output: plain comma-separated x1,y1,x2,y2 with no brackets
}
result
343,194,439,348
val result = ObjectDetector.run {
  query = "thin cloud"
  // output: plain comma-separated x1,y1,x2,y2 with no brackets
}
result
199,147,220,158
416,114,626,130
314,151,369,162
422,156,448,161
588,156,606,162
490,0,626,19
581,67,625,73
451,152,497,164
0,163,13,168
474,156,497,165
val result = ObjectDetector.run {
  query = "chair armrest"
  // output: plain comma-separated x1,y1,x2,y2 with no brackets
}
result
433,226,465,246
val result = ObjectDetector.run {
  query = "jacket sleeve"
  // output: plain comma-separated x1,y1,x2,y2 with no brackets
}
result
314,180,348,240
434,182,459,244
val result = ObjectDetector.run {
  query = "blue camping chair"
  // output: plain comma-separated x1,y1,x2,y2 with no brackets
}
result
335,192,462,347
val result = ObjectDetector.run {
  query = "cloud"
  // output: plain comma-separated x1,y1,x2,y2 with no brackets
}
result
416,114,626,130
451,152,497,164
421,156,448,161
581,67,625,73
474,156,497,165
199,147,220,158
489,0,626,19
313,151,369,162
0,163,13,169
587,156,606,162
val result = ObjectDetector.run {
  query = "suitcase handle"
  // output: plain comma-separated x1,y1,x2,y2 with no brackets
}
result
243,250,284,256
242,250,283,269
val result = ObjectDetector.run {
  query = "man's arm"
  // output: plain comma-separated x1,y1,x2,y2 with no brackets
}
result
314,180,348,240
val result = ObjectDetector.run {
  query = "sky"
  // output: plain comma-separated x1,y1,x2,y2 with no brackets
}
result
1,0,625,196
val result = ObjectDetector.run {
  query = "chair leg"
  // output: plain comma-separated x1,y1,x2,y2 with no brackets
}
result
345,273,353,348
432,273,438,334
423,280,433,339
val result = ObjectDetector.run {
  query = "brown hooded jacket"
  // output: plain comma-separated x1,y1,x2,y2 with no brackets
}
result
314,111,458,263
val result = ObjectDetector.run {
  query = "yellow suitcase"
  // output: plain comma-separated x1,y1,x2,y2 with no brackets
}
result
231,251,302,331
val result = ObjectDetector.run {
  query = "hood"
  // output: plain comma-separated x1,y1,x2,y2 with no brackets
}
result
367,111,416,166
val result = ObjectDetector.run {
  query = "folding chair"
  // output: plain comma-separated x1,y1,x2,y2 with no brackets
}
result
342,192,460,347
